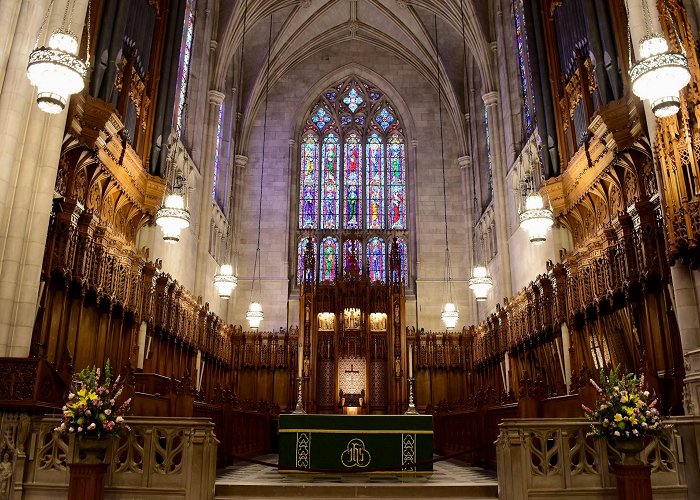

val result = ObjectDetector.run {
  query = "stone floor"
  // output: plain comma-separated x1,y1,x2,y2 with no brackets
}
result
215,454,499,499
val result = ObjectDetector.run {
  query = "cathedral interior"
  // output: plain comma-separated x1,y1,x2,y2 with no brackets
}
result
1,0,700,498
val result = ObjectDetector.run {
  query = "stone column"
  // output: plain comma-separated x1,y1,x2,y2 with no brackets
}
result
227,153,248,325
482,91,513,300
194,89,225,300
0,0,89,357
459,155,477,324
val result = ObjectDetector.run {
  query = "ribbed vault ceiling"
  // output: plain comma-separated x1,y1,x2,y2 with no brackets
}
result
214,0,494,152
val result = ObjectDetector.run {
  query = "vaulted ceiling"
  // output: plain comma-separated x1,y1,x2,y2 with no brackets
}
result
213,0,497,146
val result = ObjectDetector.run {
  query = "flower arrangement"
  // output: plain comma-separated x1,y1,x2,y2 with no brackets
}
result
583,366,663,442
55,360,131,438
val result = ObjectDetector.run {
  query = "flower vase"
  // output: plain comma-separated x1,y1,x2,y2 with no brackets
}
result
77,436,109,464
614,437,645,466
68,436,110,500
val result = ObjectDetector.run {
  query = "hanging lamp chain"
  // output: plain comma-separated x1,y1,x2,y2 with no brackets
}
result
432,14,452,302
641,0,652,38
251,12,273,303
460,0,479,264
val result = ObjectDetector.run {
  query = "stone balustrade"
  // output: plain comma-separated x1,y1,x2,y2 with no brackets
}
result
2,414,217,500
496,418,688,499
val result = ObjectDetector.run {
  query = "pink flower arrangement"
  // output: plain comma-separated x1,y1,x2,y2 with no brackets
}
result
582,366,664,442
55,360,130,438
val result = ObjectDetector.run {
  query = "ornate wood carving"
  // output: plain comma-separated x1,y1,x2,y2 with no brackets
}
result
654,0,700,266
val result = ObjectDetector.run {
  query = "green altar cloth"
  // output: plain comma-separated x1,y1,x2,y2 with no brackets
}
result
278,414,433,472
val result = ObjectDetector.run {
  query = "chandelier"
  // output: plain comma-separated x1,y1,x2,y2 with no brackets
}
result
155,158,190,243
629,2,690,117
441,302,459,330
213,264,238,299
469,265,493,302
245,301,264,329
519,192,554,244
27,1,90,114
432,14,459,330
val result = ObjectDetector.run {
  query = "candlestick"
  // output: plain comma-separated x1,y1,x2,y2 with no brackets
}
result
404,377,418,415
292,376,306,414
408,343,413,378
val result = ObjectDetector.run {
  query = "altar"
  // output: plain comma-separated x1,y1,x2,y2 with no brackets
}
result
278,414,433,472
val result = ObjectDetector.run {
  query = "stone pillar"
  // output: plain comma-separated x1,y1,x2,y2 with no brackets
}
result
193,89,225,299
459,155,477,324
227,153,248,325
0,0,89,357
482,91,513,299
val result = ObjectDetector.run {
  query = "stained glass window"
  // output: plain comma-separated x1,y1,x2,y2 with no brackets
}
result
375,107,395,132
297,237,316,285
321,133,340,229
397,237,408,281
366,133,384,229
212,103,225,203
312,105,331,131
344,133,362,229
343,87,363,113
320,237,338,282
172,0,196,137
388,135,406,230
343,239,362,275
296,78,409,285
367,237,386,282
513,0,533,132
299,134,319,229
484,107,493,199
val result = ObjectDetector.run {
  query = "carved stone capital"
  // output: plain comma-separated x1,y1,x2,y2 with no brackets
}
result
458,155,472,170
482,91,499,107
235,155,249,168
208,90,225,106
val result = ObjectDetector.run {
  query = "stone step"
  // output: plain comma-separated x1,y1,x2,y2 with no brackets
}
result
215,455,498,499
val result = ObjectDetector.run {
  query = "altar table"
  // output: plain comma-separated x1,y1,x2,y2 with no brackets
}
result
278,414,433,472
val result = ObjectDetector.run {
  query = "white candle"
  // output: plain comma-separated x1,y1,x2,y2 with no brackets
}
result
408,343,413,378
298,329,304,378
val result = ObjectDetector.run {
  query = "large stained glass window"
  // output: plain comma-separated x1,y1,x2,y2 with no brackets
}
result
513,0,534,133
172,0,196,137
296,78,409,285
320,237,338,282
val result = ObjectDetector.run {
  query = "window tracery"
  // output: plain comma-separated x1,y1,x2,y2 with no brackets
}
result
296,78,408,285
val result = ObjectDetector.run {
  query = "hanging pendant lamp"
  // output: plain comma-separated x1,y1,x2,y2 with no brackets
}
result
519,191,554,244
27,0,91,114
629,1,690,117
214,264,238,299
156,189,191,243
469,265,493,302
247,11,273,330
432,15,458,330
